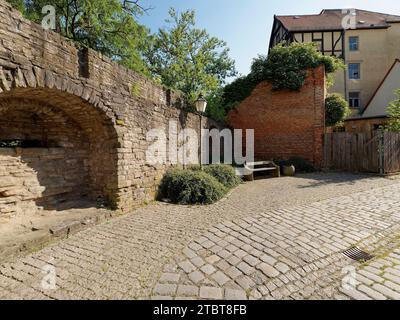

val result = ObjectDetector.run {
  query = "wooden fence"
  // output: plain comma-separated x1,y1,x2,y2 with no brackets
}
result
324,131,400,174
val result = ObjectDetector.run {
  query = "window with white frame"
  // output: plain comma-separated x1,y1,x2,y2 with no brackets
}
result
349,92,360,108
348,63,361,79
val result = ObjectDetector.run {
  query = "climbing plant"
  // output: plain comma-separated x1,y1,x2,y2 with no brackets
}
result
218,42,344,122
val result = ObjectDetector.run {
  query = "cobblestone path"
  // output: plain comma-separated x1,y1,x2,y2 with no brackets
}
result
1,174,400,300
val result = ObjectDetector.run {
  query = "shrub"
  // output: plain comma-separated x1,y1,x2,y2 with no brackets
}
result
158,169,226,205
275,157,315,173
387,89,400,132
325,93,351,127
203,164,242,188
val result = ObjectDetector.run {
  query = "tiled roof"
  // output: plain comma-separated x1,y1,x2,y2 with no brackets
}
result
276,9,400,32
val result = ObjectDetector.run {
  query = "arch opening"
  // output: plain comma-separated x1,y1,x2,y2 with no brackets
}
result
0,88,119,217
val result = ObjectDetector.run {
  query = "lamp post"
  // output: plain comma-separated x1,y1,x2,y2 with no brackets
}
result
195,95,208,168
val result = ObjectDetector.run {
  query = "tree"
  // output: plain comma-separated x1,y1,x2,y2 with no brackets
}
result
7,0,150,75
7,0,25,12
143,8,237,104
325,93,350,127
387,89,400,132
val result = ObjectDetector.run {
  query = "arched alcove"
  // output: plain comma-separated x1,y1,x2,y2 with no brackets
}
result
0,88,119,216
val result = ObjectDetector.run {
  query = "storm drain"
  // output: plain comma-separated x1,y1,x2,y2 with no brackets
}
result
343,247,374,262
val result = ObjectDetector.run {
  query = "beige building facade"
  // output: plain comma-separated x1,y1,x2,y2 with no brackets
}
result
269,9,400,116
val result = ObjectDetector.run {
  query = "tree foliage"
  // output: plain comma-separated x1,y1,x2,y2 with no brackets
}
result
143,8,237,104
325,93,351,127
7,0,150,74
387,89,400,132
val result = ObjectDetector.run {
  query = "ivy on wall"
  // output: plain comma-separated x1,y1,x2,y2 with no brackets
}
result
217,42,344,121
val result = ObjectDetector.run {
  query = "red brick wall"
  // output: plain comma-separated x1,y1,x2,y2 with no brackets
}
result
227,66,326,168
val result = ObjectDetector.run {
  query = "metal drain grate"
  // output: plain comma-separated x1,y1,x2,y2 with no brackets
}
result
343,247,374,262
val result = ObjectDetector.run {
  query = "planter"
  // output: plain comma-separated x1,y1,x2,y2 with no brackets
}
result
282,165,296,176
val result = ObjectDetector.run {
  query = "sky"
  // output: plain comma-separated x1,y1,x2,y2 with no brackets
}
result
138,0,400,77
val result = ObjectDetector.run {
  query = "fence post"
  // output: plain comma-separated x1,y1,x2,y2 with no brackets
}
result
378,129,385,175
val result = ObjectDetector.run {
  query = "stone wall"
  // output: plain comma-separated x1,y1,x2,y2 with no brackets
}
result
0,0,218,216
228,66,326,168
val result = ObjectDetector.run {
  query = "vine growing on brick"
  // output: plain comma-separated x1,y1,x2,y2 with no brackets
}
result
210,42,344,122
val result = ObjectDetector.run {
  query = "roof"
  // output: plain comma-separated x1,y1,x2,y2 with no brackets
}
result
276,9,400,32
361,59,400,117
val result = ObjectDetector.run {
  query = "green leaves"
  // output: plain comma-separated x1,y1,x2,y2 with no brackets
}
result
13,0,150,75
387,89,400,132
325,93,350,127
143,8,237,105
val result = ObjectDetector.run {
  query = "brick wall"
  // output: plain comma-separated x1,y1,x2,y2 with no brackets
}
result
0,0,220,217
227,66,326,168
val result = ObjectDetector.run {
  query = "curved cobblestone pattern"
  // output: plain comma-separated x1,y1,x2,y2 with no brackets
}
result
1,174,400,300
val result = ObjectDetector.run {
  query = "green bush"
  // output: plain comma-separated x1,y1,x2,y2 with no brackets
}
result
203,164,242,188
325,93,351,127
275,157,315,173
158,169,227,205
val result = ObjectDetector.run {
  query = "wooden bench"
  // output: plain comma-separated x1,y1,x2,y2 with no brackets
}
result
243,161,280,181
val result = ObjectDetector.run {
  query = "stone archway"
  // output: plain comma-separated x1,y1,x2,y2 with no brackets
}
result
0,87,119,217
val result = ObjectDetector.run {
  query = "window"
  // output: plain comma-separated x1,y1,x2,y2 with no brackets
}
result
349,92,360,108
349,63,361,79
349,36,359,51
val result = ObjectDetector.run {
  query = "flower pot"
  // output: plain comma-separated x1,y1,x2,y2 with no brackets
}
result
282,165,296,176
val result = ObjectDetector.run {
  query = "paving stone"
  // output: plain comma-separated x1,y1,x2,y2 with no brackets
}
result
4,176,400,301
153,284,177,296
372,284,400,300
275,262,290,274
260,254,277,265
200,264,216,275
243,255,260,267
257,263,280,278
225,289,248,300
177,285,199,297
159,273,180,284
183,248,197,259
236,262,254,276
199,287,223,300
358,285,387,300
178,261,196,274
225,266,242,280
226,255,241,266
235,275,256,290
211,271,230,286
151,296,173,300
191,257,206,268
384,280,400,292
205,255,220,265
188,271,205,284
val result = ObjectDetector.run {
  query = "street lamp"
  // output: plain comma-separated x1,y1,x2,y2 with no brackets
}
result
195,95,208,168
195,95,208,114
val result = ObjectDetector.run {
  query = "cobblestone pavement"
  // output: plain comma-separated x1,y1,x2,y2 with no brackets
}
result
1,173,400,300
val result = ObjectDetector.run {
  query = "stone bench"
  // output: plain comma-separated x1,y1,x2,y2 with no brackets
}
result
243,161,280,181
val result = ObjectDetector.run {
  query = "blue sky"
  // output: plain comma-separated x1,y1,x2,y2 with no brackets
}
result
138,0,400,77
